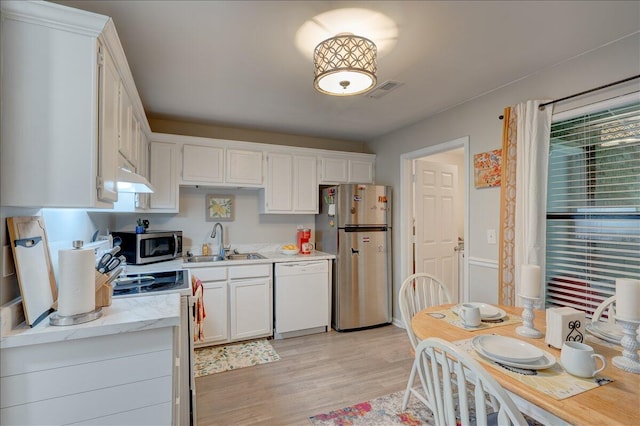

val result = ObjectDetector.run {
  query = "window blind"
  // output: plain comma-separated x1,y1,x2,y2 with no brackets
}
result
545,97,640,317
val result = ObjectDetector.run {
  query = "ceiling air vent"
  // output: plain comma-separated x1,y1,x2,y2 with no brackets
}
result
366,80,404,99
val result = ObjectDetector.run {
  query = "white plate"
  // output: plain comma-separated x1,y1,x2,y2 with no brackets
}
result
586,322,622,344
452,303,507,320
472,339,556,370
280,249,299,255
472,335,544,363
594,322,623,340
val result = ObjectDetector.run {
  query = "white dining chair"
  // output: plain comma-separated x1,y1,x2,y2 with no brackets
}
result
402,337,528,426
591,295,616,324
399,272,452,350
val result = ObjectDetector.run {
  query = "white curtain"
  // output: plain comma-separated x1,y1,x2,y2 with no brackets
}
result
513,100,552,303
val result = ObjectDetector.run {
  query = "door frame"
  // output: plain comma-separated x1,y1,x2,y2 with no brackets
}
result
400,136,470,302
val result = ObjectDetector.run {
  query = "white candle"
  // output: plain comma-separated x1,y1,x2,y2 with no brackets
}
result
615,278,640,321
521,264,541,298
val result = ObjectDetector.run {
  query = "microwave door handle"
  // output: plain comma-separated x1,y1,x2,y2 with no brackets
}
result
173,233,179,258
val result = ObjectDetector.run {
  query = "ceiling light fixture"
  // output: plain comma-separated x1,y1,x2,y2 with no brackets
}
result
313,33,377,96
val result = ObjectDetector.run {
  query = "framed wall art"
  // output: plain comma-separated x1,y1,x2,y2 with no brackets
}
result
205,194,234,221
473,149,502,188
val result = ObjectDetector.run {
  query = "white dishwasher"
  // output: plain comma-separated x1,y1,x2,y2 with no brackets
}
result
274,260,329,339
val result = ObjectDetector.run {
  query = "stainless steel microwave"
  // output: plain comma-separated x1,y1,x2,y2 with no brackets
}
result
112,231,182,265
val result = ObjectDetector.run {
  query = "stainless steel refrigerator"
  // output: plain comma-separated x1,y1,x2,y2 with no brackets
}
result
315,184,392,331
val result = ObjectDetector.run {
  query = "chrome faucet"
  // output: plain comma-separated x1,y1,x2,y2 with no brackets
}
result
210,222,225,259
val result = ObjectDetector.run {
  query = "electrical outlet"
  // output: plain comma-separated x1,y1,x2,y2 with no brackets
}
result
486,229,497,245
3,245,16,277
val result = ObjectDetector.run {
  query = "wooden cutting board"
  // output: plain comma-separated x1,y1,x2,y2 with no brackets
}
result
7,216,57,327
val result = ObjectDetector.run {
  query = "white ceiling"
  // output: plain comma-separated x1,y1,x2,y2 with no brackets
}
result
55,1,640,142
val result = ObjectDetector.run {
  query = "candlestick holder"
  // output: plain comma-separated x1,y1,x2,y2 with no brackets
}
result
516,294,543,339
612,317,640,374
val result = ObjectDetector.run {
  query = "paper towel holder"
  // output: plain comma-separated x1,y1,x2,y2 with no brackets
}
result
50,239,103,326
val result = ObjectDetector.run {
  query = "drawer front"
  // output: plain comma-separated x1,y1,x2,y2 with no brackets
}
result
229,264,271,280
192,266,228,282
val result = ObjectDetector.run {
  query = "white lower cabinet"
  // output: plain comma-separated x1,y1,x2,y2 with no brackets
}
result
190,264,272,346
202,281,229,343
0,327,176,425
230,277,272,340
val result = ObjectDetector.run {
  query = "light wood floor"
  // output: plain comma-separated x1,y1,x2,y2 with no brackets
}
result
195,324,414,426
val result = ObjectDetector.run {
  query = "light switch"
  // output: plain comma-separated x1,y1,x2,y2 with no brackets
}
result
486,229,497,245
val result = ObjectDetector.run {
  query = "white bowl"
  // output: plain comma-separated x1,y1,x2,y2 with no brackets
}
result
281,249,299,255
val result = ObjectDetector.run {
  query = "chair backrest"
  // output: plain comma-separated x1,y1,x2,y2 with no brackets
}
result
592,295,616,324
414,337,528,426
399,273,452,350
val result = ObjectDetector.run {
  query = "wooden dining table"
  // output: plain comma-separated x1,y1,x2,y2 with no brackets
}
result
412,304,640,426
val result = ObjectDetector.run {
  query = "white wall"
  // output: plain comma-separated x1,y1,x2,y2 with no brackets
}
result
113,187,315,254
368,34,640,322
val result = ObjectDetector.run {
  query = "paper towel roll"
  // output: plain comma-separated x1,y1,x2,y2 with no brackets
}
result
58,248,96,316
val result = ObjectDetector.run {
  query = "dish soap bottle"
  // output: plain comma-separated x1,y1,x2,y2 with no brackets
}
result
202,243,210,256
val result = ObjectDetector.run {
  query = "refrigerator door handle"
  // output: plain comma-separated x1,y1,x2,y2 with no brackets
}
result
343,226,388,232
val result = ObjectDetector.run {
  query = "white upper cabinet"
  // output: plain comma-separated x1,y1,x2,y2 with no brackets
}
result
179,138,263,187
182,144,225,184
0,1,151,208
226,149,263,185
349,158,375,183
97,43,121,204
260,153,318,214
149,141,179,212
319,154,375,184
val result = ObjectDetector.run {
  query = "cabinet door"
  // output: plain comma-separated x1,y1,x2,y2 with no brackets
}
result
136,132,149,209
229,278,272,340
349,159,374,183
265,153,293,212
226,149,263,185
319,157,348,183
128,113,140,171
182,144,224,183
96,44,119,203
118,86,133,165
293,155,318,213
202,281,228,343
149,142,178,211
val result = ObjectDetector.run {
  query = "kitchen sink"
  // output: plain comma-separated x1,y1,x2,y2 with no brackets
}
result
227,253,265,260
185,253,265,263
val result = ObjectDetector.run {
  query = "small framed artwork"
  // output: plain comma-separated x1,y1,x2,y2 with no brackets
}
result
473,149,502,188
205,194,235,221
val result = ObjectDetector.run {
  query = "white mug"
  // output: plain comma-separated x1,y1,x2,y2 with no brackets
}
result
560,341,607,378
459,304,481,327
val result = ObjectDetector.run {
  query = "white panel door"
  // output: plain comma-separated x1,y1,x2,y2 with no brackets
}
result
415,160,459,302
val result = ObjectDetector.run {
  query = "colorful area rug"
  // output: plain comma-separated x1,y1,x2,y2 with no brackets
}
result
194,339,280,377
309,390,434,425
309,389,544,426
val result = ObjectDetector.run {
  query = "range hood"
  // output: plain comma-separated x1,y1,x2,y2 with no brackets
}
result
117,167,155,193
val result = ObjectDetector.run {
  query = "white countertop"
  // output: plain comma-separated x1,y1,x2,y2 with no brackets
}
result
0,293,180,349
1,247,335,349
124,249,334,273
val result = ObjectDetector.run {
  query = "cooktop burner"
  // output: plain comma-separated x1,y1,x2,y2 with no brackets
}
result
112,270,188,297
